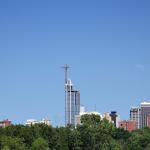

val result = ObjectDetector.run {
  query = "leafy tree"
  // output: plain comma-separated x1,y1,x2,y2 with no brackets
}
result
1,146,10,150
31,137,50,150
80,114,101,127
77,124,95,150
68,129,82,150
0,136,27,150
112,128,130,140
127,128,150,150
54,127,69,150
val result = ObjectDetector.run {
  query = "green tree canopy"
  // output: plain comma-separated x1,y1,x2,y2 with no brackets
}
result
0,115,149,150
80,114,101,127
31,137,50,150
0,136,27,150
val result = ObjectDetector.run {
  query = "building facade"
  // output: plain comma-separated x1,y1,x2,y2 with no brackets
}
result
65,79,80,126
110,111,118,127
80,105,85,113
102,112,112,122
25,118,50,126
130,107,140,129
119,120,137,132
0,119,11,128
140,102,150,128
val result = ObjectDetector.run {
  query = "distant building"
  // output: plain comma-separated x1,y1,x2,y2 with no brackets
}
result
102,112,111,122
25,118,50,126
116,115,120,128
75,115,81,127
102,111,120,127
0,119,11,128
65,79,80,126
140,102,150,128
80,105,85,113
119,120,137,132
130,107,140,129
147,114,150,128
110,111,118,127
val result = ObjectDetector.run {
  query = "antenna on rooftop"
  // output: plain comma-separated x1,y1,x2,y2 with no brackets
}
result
61,64,69,84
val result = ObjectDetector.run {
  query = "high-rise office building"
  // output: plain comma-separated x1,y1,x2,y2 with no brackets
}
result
130,107,140,129
65,79,80,126
140,102,150,128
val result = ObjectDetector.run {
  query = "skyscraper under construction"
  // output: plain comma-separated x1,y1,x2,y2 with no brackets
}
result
62,64,80,126
65,79,80,126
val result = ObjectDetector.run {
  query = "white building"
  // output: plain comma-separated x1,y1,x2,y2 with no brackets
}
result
25,118,50,126
80,105,86,113
116,115,120,128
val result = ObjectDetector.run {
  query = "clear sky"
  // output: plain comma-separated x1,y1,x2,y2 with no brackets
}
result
0,0,150,126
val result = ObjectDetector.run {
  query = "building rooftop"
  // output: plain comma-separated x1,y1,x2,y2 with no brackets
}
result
140,102,150,106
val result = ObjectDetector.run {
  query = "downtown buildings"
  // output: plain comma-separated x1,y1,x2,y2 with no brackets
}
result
62,65,150,129
129,102,150,129
119,101,150,131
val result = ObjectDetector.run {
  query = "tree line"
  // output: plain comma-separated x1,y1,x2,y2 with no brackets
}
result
0,114,150,150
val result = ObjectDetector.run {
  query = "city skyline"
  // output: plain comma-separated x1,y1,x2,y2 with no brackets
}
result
0,0,150,126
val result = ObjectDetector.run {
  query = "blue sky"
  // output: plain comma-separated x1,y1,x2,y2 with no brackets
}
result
0,0,150,126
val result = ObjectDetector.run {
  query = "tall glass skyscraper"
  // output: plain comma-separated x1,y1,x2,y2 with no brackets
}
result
65,79,80,126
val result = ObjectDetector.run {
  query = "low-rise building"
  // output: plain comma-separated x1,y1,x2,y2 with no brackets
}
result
25,118,50,126
102,112,112,122
0,119,11,128
119,120,137,132
102,111,120,127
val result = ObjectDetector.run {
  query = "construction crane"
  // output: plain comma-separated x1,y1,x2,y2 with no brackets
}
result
61,64,70,126
61,64,69,84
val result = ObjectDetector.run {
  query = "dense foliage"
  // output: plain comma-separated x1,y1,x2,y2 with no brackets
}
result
0,114,150,150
